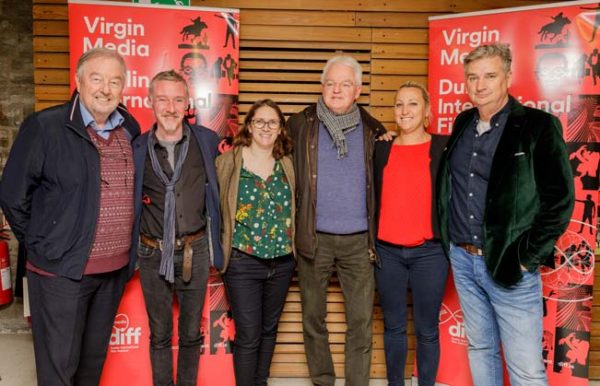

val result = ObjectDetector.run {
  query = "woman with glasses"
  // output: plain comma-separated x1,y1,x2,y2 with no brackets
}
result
373,82,449,386
216,99,295,386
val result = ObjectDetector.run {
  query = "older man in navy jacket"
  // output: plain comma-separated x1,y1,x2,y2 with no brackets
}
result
0,48,140,385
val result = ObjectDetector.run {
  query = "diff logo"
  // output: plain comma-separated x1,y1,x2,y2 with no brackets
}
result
109,313,142,349
439,302,468,344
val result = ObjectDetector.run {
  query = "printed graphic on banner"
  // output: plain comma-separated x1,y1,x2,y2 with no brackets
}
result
68,0,239,136
436,274,472,386
428,1,599,385
100,272,236,386
206,269,234,355
68,2,239,384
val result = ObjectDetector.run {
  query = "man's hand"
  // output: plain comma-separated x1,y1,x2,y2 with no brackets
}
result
377,130,397,142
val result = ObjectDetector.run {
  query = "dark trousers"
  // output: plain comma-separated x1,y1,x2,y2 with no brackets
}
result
298,232,375,386
27,267,128,386
138,236,210,386
375,240,449,386
224,249,295,386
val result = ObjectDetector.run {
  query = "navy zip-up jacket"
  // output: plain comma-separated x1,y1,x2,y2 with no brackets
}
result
0,92,141,279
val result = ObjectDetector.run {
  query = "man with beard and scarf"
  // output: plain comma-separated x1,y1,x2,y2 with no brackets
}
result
132,70,223,386
288,55,386,386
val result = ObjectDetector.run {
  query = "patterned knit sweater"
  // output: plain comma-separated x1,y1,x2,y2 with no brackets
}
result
84,127,134,274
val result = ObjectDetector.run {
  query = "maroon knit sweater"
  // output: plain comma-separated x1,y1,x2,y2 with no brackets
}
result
83,127,134,274
26,127,135,277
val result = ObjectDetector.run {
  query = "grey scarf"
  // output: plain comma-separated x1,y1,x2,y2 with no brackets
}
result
316,97,361,159
147,126,190,283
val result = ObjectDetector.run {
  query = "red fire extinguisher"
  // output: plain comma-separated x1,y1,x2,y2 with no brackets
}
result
0,240,13,306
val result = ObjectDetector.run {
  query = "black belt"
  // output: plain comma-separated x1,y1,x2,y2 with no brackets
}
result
317,230,368,236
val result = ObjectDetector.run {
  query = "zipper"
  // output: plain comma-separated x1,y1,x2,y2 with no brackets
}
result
65,123,101,276
307,117,318,251
206,214,215,266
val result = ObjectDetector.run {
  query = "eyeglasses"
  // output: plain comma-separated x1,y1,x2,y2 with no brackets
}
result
252,119,280,130
323,80,355,90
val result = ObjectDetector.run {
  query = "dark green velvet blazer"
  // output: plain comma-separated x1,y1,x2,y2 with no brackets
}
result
437,97,574,287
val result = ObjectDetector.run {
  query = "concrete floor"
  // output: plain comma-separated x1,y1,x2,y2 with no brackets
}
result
0,302,597,386
0,332,388,385
0,333,36,386
4,332,600,386
0,303,387,385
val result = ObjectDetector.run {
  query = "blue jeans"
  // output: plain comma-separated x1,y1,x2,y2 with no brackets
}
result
138,235,210,386
375,240,448,386
224,249,295,386
449,243,548,386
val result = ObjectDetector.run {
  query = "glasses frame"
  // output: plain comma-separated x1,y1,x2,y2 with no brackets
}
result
251,119,281,130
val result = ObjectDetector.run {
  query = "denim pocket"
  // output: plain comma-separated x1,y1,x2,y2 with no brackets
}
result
137,242,156,259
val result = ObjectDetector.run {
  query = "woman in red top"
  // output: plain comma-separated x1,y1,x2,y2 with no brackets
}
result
373,81,449,386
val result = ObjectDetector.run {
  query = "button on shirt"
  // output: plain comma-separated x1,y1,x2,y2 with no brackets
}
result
141,128,207,238
232,160,293,259
448,100,511,248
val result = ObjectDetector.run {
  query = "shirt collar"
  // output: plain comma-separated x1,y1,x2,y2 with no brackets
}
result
151,123,190,147
79,101,124,132
473,97,512,134
475,97,512,124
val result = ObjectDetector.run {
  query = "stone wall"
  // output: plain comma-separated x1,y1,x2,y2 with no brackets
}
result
0,0,33,320
0,0,34,171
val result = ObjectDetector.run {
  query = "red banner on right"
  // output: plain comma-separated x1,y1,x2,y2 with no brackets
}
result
428,1,600,385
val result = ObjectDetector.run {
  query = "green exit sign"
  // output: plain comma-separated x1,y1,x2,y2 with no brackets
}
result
132,0,190,5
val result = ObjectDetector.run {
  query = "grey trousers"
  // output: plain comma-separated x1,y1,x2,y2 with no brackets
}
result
298,232,375,386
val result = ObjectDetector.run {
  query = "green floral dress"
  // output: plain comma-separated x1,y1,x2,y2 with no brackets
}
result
232,160,293,259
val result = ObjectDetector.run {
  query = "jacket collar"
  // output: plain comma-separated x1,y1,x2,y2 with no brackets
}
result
66,90,140,141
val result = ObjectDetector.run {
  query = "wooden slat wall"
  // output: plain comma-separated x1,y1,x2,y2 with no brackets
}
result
34,0,593,380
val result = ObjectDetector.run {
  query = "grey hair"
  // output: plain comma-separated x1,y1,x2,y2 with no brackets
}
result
463,43,512,75
76,48,127,81
148,70,189,99
320,55,362,86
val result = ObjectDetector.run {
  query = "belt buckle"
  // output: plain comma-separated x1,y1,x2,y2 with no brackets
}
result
467,244,483,256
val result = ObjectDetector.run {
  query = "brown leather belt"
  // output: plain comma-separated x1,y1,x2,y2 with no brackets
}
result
456,243,484,256
140,228,205,282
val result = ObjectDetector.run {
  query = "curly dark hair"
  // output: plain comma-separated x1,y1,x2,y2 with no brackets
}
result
234,99,293,160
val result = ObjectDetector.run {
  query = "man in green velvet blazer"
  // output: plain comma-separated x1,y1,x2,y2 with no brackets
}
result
437,43,574,386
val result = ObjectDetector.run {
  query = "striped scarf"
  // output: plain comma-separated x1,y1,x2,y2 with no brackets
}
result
316,97,361,159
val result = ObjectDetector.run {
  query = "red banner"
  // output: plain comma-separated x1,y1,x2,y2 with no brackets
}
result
100,271,236,386
68,0,239,136
68,1,238,384
428,1,599,385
